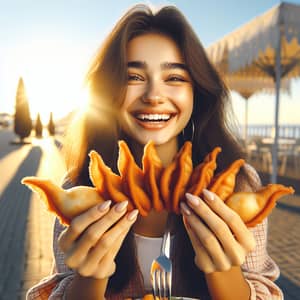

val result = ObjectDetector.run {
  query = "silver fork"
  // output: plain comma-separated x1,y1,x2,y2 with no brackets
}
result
150,214,173,300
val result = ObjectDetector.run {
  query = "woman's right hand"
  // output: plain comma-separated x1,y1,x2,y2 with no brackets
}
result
58,200,139,280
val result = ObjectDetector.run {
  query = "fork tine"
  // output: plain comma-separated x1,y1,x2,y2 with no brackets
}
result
151,214,173,300
167,270,172,299
156,269,162,299
161,270,166,299
163,270,171,300
152,270,158,299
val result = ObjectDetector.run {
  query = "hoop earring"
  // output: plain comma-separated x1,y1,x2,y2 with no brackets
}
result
182,118,195,142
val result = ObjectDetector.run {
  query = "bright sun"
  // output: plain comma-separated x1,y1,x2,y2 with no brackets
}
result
12,39,90,123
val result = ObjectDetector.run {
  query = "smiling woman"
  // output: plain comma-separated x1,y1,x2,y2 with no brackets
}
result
24,3,284,300
9,39,90,123
120,33,194,148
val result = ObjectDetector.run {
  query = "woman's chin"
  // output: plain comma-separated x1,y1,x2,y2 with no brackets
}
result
137,135,176,147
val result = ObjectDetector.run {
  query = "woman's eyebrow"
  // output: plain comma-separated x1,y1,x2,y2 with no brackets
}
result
161,62,187,70
127,61,146,68
127,61,187,71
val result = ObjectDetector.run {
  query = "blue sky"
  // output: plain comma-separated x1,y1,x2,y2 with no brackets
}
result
0,0,300,125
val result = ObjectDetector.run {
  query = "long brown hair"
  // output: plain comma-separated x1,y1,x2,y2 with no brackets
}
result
63,4,245,296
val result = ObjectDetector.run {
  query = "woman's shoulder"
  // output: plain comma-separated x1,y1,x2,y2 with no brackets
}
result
235,163,262,193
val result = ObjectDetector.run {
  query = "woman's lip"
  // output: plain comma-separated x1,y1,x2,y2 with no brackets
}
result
134,115,174,130
132,109,176,115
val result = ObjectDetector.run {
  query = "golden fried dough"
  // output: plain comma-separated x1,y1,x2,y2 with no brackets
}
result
22,141,295,227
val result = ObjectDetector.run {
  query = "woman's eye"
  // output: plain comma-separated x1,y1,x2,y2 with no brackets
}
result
167,75,186,82
127,74,144,81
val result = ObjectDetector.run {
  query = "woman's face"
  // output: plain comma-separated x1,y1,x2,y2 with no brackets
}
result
119,33,194,146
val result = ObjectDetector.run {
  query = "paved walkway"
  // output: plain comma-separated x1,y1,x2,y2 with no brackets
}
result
0,129,66,300
268,195,300,300
0,128,299,299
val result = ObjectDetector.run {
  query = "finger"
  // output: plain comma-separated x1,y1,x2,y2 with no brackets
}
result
78,210,138,276
186,193,237,246
181,213,215,273
74,201,129,250
65,201,131,266
90,223,132,279
59,200,112,252
185,193,250,264
181,203,231,272
202,189,256,252
92,261,116,280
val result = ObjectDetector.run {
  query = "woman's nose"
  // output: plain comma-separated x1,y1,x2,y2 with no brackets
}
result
141,82,165,104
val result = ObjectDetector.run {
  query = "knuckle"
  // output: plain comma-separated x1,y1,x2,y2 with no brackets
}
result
77,268,88,277
202,235,216,249
78,265,92,277
107,262,117,277
69,219,82,236
227,212,241,227
106,211,120,224
238,255,246,266
199,264,215,274
93,272,106,280
194,255,215,274
65,256,78,270
232,252,245,266
85,229,99,244
100,235,111,249
205,267,215,274
215,224,229,237
198,201,209,213
194,256,202,268
119,217,132,231
94,262,116,279
111,262,116,274
218,263,231,272
89,206,102,219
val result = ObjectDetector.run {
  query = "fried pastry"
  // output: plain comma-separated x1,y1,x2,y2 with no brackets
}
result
118,140,152,216
187,147,221,196
160,141,192,213
21,140,295,227
209,159,245,201
171,142,193,213
142,141,164,212
21,177,105,225
226,184,295,227
89,150,132,209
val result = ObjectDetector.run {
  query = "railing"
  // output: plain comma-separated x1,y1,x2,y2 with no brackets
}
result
239,124,300,140
236,124,300,179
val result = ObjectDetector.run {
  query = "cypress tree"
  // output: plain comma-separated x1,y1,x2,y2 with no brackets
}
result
35,113,43,137
14,77,32,142
47,112,55,136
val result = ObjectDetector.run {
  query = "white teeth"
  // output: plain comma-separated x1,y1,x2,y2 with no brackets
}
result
136,113,171,121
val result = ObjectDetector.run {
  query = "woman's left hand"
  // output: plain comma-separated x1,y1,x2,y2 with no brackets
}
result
180,188,256,274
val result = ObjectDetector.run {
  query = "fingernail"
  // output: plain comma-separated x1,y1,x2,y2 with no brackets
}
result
180,202,191,216
98,200,111,211
202,189,215,201
186,193,200,206
127,209,139,221
115,201,129,212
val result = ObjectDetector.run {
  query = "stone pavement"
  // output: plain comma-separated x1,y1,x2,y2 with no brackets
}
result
0,129,66,300
0,128,299,299
268,195,300,300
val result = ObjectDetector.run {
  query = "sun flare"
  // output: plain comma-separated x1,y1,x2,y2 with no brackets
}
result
11,39,91,123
